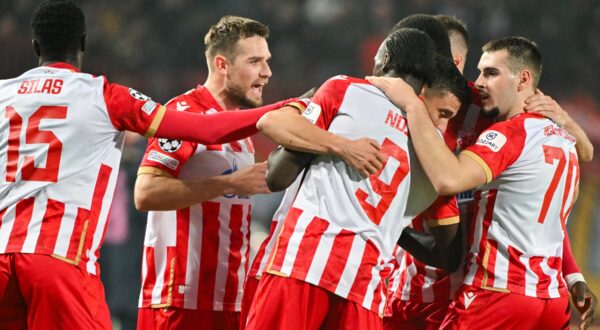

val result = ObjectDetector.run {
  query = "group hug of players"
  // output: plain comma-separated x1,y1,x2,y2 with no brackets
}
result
0,1,596,329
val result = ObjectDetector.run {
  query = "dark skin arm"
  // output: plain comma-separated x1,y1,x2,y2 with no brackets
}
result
398,223,463,273
266,146,315,191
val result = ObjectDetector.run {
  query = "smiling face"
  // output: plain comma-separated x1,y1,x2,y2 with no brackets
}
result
422,89,461,133
474,50,520,118
224,36,272,108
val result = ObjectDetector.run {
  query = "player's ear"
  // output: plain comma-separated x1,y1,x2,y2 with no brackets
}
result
32,39,41,57
382,52,391,71
214,54,228,75
517,69,532,92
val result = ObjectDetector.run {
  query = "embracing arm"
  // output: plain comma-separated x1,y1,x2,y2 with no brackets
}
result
367,76,487,195
134,164,269,211
398,223,462,272
525,89,593,162
266,146,314,192
257,107,386,177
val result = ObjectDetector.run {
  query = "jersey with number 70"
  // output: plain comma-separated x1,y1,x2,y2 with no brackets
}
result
461,112,578,298
265,75,442,316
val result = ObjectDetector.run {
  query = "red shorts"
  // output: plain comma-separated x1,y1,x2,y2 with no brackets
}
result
240,275,260,330
0,253,111,330
383,299,450,330
137,307,240,330
246,273,382,330
440,285,570,330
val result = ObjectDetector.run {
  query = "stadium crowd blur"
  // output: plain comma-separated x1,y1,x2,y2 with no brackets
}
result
2,0,600,328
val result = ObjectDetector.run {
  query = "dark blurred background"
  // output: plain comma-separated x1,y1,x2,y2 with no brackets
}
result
2,1,599,329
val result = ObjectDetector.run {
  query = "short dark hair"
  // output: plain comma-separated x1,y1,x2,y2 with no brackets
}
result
385,28,436,85
435,15,469,47
31,0,86,59
204,16,269,62
428,55,471,107
482,36,543,88
391,14,452,60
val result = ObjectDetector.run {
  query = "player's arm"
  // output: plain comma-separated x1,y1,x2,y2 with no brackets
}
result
257,107,386,177
367,76,487,195
563,232,597,330
135,164,270,211
266,146,314,192
525,89,593,162
398,197,463,272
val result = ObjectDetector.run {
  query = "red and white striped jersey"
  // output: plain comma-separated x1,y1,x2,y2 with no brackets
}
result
462,112,578,298
247,174,303,279
0,63,164,275
138,85,255,311
265,75,440,316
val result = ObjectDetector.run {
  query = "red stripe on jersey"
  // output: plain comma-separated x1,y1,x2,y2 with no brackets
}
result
370,278,384,312
318,229,354,292
0,208,7,232
529,256,550,299
206,144,223,151
506,246,526,295
408,261,426,298
34,199,65,253
223,204,244,305
244,205,252,277
173,207,191,303
292,217,330,279
197,202,221,308
431,267,451,301
65,207,89,261
81,164,112,266
5,106,21,182
248,219,278,278
142,246,157,304
6,198,35,251
482,239,500,288
347,240,379,305
160,246,177,304
268,207,303,273
548,256,567,296
229,141,242,152
471,190,497,288
245,138,255,153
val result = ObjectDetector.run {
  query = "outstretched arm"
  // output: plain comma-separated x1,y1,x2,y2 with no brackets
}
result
525,89,594,162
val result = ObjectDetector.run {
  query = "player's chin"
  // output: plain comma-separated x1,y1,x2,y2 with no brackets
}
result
243,94,263,108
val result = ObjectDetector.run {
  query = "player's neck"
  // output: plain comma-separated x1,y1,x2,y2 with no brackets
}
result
503,91,532,120
203,78,238,111
393,73,424,95
38,54,81,70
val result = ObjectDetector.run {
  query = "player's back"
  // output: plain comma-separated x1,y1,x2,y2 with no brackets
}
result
0,64,150,274
266,75,437,314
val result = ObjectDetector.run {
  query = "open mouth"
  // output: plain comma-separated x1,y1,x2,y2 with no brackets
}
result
251,82,266,95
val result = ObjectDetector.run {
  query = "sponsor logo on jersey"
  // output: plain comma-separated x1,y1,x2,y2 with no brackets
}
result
463,291,477,309
302,103,321,124
158,138,182,153
141,101,157,115
475,130,506,152
544,125,576,142
129,88,151,101
176,101,190,111
221,160,250,199
147,151,179,170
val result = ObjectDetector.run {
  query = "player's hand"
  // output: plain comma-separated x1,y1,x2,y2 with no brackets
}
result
365,76,421,110
571,281,597,329
337,137,386,177
229,162,271,195
524,89,571,127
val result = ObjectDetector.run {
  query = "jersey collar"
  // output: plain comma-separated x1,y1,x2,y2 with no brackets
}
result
44,62,80,72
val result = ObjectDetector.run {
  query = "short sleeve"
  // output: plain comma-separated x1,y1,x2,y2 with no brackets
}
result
301,76,352,130
137,98,200,177
424,196,459,227
461,119,525,183
103,79,166,136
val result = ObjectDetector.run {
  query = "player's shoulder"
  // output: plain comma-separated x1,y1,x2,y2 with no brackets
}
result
318,75,378,99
